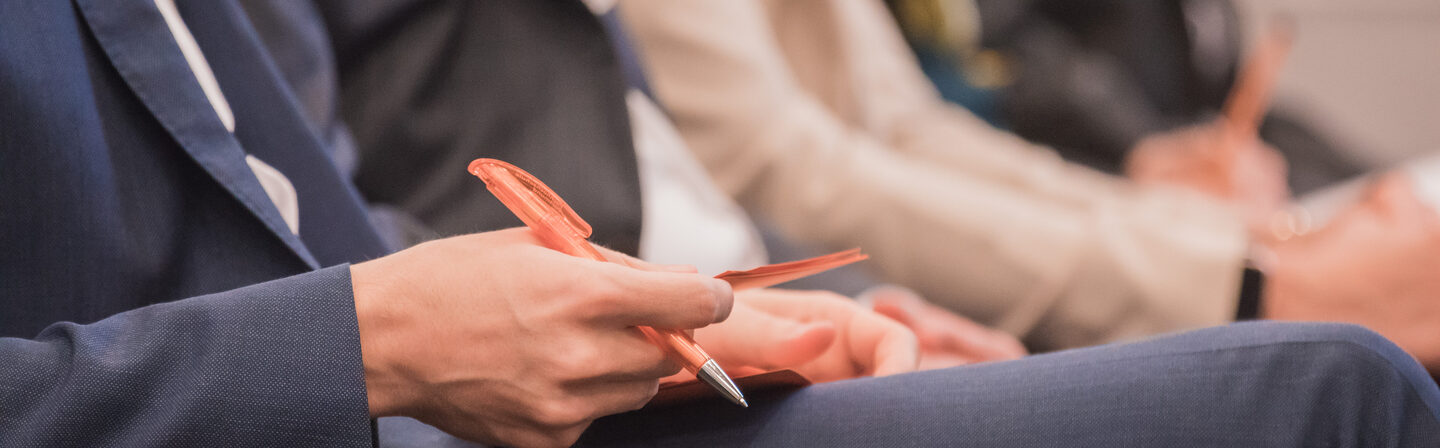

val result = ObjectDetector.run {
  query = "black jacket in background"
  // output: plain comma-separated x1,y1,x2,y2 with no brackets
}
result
318,0,646,254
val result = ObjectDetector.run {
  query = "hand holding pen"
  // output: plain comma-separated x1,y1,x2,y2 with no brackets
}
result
470,158,867,406
469,158,750,406
348,228,735,447
1126,21,1295,239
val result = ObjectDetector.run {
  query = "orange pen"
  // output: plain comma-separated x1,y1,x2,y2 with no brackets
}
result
1222,22,1294,146
468,158,748,407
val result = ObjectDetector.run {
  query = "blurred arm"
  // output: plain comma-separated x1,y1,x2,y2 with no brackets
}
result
621,0,1247,349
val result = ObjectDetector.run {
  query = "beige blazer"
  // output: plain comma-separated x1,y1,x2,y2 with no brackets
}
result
621,0,1247,350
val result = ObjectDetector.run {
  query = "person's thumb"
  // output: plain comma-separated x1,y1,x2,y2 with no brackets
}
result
591,244,700,273
694,300,836,371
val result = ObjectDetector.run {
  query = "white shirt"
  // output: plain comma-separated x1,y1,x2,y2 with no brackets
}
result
154,0,301,235
628,90,769,275
590,0,769,274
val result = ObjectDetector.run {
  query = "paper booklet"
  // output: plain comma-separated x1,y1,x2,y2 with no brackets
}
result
643,249,868,408
648,369,813,409
1300,152,1440,227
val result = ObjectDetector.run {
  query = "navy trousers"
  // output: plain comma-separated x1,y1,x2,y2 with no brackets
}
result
380,322,1440,447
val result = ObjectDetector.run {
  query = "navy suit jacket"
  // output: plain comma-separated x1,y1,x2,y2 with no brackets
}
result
0,0,389,445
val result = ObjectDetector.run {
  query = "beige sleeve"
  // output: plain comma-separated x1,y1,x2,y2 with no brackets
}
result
619,0,1246,350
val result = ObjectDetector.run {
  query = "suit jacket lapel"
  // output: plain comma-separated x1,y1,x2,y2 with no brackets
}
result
72,0,344,269
179,0,390,265
74,0,322,268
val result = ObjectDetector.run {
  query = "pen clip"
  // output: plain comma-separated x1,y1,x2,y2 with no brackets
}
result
469,158,594,239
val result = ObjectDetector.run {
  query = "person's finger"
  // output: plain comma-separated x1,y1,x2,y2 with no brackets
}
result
1215,118,1252,163
746,289,918,377
873,300,961,350
587,328,685,381
561,379,664,424
983,329,1029,360
870,300,916,328
591,263,734,329
866,319,920,377
916,351,976,371
1364,173,1428,220
693,300,836,371
948,327,1028,362
871,300,966,356
914,308,1027,361
869,287,997,356
592,245,699,273
833,304,920,376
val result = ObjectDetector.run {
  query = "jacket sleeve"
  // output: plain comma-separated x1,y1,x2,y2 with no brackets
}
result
619,0,1247,350
0,265,374,447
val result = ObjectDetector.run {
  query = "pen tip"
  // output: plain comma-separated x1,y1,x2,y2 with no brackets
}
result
696,359,749,408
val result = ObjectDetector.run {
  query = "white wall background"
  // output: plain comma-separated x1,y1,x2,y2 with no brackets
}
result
1235,0,1440,167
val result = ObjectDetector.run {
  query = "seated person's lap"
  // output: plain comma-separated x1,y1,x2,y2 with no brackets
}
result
379,322,1440,447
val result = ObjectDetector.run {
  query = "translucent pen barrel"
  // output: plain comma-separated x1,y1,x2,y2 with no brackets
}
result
546,225,714,372
637,327,711,373
471,158,746,406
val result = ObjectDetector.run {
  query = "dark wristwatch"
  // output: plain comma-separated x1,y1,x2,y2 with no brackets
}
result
1235,265,1266,320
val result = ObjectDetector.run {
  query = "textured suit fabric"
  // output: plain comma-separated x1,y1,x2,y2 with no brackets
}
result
0,0,382,445
0,267,373,447
1,0,303,339
372,323,1440,447
579,323,1440,447
314,0,647,255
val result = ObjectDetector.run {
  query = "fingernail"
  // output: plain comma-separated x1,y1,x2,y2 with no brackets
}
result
709,279,734,322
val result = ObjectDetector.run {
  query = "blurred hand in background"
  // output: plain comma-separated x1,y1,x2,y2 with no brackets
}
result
1127,120,1292,240
868,287,1028,370
687,286,1027,383
691,289,918,383
1262,173,1440,370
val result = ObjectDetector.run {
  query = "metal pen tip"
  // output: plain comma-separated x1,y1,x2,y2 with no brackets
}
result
695,359,748,407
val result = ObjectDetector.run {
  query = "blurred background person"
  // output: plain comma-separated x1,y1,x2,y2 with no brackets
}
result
244,0,1027,374
2,1,1437,446
883,0,1364,194
618,0,1440,362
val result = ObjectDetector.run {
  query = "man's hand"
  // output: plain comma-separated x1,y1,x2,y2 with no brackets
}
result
692,289,921,383
350,228,733,447
1264,174,1440,370
1127,121,1291,238
866,287,1027,370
